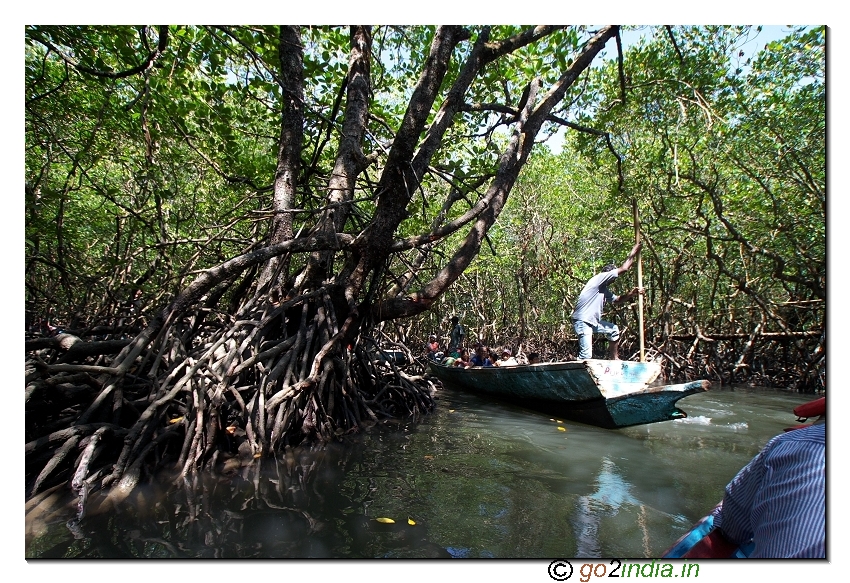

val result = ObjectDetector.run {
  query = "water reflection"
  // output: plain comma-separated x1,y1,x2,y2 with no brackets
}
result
574,457,640,557
26,385,815,559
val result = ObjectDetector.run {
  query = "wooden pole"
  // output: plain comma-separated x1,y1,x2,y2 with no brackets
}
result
633,199,645,362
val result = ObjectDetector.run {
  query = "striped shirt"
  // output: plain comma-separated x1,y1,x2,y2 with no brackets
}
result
714,422,825,558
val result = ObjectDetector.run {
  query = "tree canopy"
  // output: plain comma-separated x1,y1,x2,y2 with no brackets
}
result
420,25,824,387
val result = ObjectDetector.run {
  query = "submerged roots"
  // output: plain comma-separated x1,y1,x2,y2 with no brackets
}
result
26,286,438,523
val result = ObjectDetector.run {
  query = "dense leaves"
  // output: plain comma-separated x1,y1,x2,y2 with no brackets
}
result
421,26,824,390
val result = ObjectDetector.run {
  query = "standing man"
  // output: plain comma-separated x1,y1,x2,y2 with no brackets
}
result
447,316,465,357
571,242,643,360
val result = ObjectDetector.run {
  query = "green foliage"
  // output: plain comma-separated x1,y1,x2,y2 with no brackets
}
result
26,25,824,367
424,26,824,363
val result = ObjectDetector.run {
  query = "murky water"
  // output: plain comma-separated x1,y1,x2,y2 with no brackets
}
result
25,384,817,559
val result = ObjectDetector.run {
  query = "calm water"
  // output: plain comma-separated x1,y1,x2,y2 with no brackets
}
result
25,384,816,559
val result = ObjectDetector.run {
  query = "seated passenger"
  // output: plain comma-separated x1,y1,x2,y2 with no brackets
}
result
425,334,441,360
526,352,541,365
683,403,825,559
495,348,518,366
709,420,825,558
454,348,472,368
470,345,492,367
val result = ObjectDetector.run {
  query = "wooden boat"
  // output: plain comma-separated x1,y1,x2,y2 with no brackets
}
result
427,359,709,429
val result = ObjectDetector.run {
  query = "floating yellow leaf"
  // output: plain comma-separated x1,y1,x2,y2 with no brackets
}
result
556,420,563,424
557,426,566,432
424,455,434,460
449,409,455,413
253,452,262,458
375,517,395,524
408,518,416,526
168,416,184,424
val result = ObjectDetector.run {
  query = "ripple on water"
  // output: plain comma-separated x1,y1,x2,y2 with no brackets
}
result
675,416,749,431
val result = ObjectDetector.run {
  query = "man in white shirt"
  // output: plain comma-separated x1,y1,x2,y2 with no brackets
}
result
570,242,643,360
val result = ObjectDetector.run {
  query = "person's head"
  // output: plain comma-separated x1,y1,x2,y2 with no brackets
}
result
527,352,540,364
476,345,487,358
501,348,511,360
460,348,469,359
429,334,437,341
602,263,617,273
451,316,459,325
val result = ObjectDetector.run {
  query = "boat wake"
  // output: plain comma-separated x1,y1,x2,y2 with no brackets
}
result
675,416,748,431
675,415,712,425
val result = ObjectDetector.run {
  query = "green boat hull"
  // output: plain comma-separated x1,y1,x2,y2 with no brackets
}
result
428,359,709,429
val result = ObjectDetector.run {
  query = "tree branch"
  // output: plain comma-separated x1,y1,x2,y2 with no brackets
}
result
32,26,170,80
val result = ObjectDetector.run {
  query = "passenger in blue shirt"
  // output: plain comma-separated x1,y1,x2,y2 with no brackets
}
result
470,345,493,367
712,420,825,558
